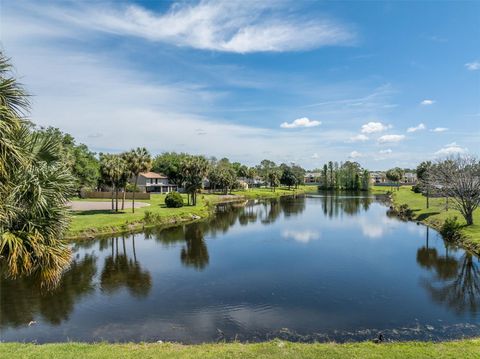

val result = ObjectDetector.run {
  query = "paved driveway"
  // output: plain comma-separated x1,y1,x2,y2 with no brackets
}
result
68,201,150,211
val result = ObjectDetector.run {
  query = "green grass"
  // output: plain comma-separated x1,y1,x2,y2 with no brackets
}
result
2,340,480,358
67,186,309,239
386,186,480,252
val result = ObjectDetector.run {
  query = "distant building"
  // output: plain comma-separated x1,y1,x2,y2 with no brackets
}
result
134,172,177,193
304,172,321,184
403,172,417,184
370,172,386,184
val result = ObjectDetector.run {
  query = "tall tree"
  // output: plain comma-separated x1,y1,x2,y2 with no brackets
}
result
428,156,480,225
152,152,188,187
180,155,209,206
100,154,127,212
124,148,152,213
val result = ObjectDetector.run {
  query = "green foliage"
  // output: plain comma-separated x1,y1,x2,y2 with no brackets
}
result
180,155,209,205
165,192,184,208
0,53,75,285
208,158,237,193
152,152,188,186
33,127,100,192
440,216,463,241
318,161,368,191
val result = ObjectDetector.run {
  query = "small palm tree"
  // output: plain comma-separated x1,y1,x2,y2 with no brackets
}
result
124,148,152,213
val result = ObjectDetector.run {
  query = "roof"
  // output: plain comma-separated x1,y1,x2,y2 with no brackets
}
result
139,171,168,179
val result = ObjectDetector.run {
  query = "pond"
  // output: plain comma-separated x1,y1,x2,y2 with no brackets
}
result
1,193,479,343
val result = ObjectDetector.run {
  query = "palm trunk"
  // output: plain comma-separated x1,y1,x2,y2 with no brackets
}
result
122,188,125,210
111,184,115,211
132,176,138,213
115,189,119,212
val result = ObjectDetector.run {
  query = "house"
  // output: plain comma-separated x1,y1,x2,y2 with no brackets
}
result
403,172,417,184
134,172,177,193
370,172,386,184
304,172,321,184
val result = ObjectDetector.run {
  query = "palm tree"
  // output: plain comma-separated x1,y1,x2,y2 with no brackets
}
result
124,148,152,213
0,52,76,286
100,154,127,212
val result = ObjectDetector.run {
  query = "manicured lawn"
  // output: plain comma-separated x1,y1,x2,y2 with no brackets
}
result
386,186,480,250
67,187,309,238
2,340,480,358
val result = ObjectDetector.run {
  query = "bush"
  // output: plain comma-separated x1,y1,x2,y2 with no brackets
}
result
440,216,463,241
165,192,184,208
411,184,422,193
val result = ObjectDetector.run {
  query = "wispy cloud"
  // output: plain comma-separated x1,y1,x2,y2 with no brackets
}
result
378,134,405,144
465,61,480,71
18,1,355,54
349,150,362,159
407,123,426,133
431,127,448,133
360,121,390,134
434,142,467,156
280,117,321,129
348,134,369,142
379,149,392,154
420,99,435,106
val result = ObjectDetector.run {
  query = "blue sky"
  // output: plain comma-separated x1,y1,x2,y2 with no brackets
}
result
1,0,479,170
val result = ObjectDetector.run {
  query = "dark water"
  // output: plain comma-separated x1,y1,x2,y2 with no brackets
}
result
1,193,479,343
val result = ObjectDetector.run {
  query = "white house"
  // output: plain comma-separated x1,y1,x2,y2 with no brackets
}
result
134,172,177,193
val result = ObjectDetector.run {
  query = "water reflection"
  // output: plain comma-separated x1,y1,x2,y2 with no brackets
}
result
417,228,480,315
100,236,152,297
1,193,480,343
0,253,97,328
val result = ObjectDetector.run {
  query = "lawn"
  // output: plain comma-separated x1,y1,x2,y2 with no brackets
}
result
67,186,309,239
2,340,480,359
382,186,480,252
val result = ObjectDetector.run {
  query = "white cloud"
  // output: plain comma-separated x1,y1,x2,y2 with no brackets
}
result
15,1,355,54
431,127,448,132
379,149,392,154
434,142,468,156
282,229,320,244
406,123,426,133
360,121,390,134
377,134,405,143
280,117,321,129
349,150,362,159
465,61,480,71
311,153,319,159
349,134,369,142
420,99,435,105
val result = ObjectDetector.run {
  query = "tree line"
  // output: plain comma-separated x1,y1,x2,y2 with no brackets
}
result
316,161,370,191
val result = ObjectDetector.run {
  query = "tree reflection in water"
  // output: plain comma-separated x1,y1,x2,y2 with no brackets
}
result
0,253,97,327
320,191,372,218
417,227,480,315
180,224,209,270
100,235,152,297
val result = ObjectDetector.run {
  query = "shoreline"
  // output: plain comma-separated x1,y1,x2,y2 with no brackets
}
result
383,186,480,256
66,187,311,241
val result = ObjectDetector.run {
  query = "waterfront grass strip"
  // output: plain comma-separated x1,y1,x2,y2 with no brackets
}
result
386,186,480,251
67,187,310,239
3,339,480,359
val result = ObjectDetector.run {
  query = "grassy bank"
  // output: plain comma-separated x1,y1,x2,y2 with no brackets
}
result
67,186,309,239
382,186,480,253
3,339,480,358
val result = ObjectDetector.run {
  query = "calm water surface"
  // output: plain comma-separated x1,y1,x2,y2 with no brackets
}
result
1,193,479,343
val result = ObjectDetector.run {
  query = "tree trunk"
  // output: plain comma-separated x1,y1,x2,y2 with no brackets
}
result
115,189,119,212
122,188,125,210
132,176,138,213
111,186,115,211
426,186,429,209
465,211,474,226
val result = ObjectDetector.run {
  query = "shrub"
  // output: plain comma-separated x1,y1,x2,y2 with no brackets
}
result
165,192,184,208
411,184,422,193
440,216,462,241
